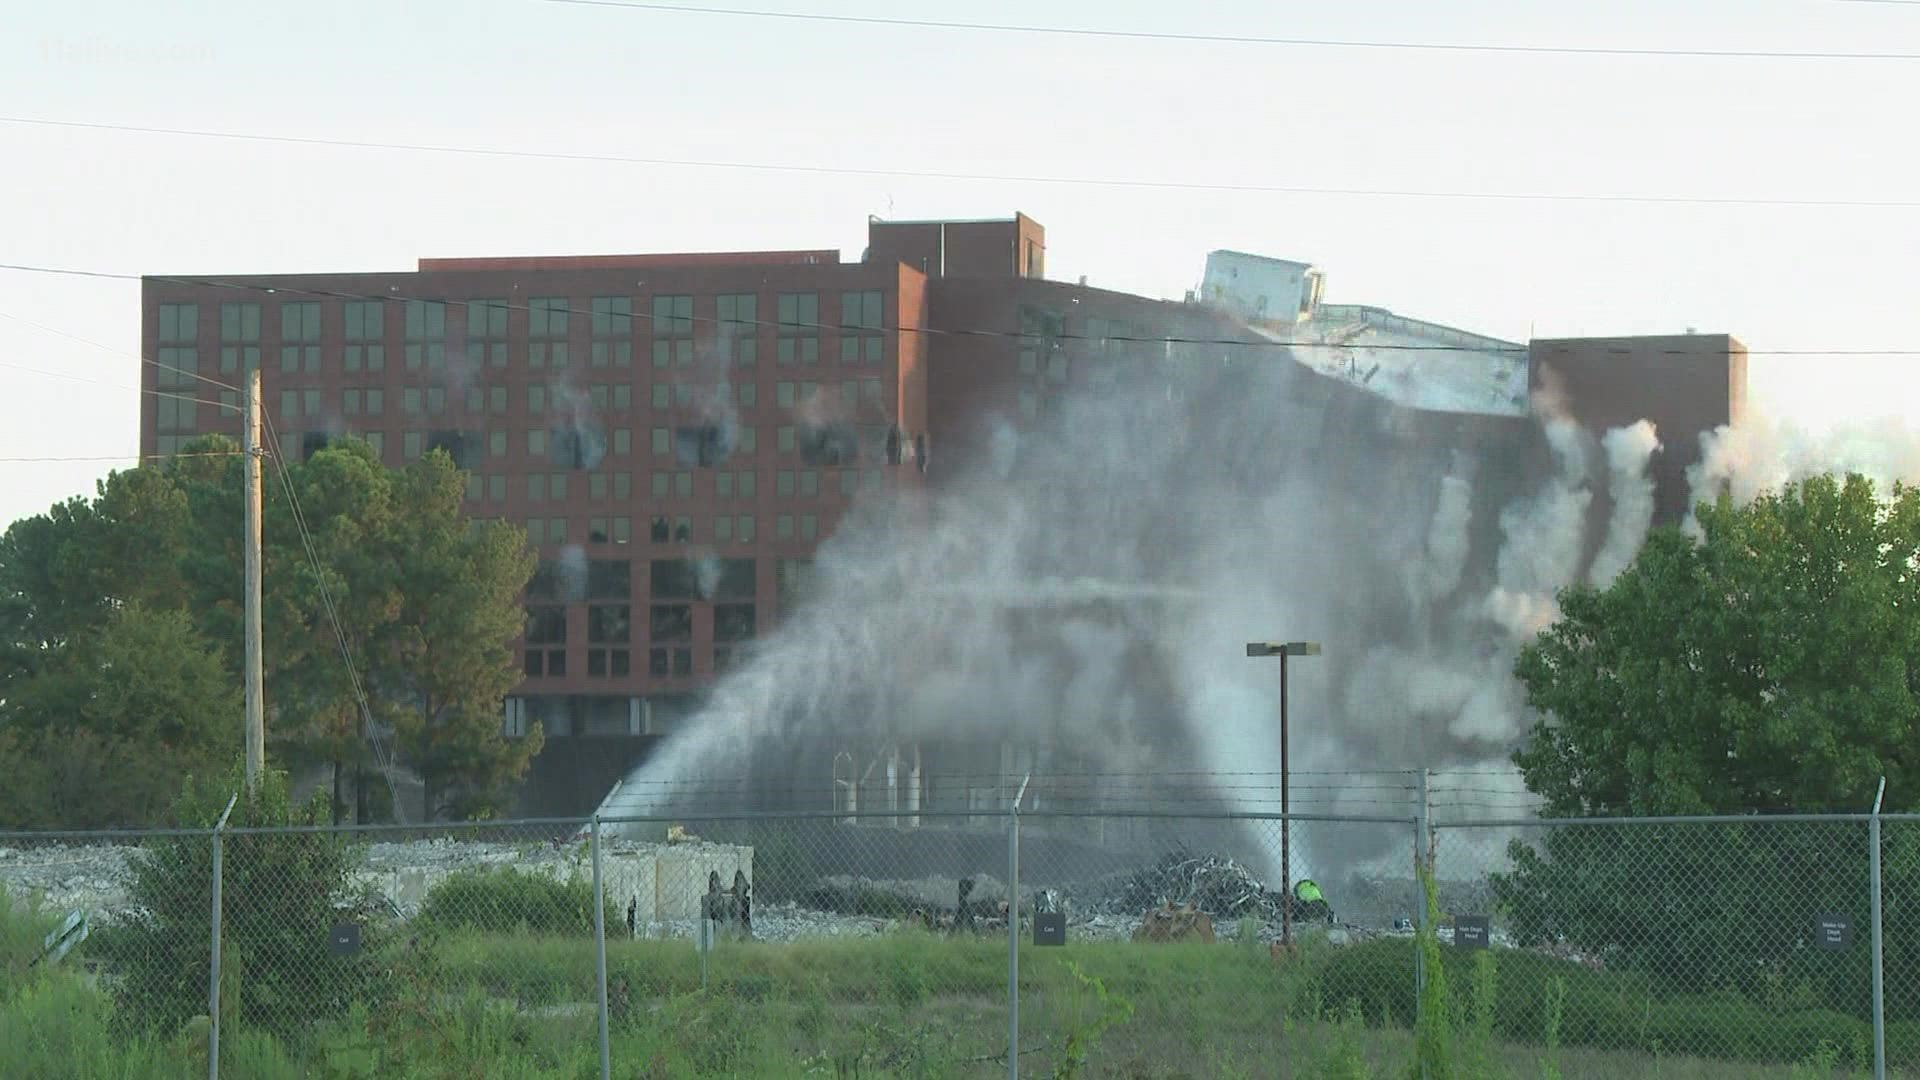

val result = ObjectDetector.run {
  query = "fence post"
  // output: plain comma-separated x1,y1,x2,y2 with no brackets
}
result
1414,773,1430,1010
592,815,611,1080
1007,799,1021,1080
1872,778,1887,1080
208,793,237,1080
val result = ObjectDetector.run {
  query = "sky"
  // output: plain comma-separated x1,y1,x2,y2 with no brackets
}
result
0,0,1916,529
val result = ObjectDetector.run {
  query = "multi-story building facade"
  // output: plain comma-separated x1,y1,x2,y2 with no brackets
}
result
143,242,939,751
142,214,1750,816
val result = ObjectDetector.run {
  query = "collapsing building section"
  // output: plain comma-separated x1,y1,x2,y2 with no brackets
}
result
599,238,1747,890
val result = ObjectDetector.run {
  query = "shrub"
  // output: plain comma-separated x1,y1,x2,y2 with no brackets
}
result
90,768,389,1044
416,865,595,936
0,885,56,1000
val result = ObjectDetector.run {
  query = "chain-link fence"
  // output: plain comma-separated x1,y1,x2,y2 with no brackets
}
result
9,809,1920,1077
1434,815,1895,1079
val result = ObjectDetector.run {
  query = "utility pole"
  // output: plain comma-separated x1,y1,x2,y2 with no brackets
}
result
243,368,265,793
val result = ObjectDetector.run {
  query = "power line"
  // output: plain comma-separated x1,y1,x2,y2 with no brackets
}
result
0,353,228,409
0,451,243,464
5,261,1918,357
0,307,240,394
546,0,1920,61
6,116,1919,210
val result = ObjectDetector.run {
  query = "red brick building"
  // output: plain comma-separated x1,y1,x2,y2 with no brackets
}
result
141,214,1749,815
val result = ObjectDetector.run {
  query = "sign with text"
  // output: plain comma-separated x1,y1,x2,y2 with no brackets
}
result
328,923,361,956
1454,916,1491,949
1034,912,1066,946
1817,915,1853,951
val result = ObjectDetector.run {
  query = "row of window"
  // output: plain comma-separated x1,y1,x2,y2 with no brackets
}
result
249,378,884,419
524,601,757,646
494,510,827,546
206,420,894,478
528,645,743,680
516,555,812,681
510,502,846,545
158,291,888,346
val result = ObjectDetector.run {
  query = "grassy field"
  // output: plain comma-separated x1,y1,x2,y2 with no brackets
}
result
2,887,1909,1078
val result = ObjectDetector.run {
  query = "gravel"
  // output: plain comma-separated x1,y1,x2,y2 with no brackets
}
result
2,840,1543,958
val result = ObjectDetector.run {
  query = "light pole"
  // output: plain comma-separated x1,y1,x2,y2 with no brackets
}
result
1246,640,1320,948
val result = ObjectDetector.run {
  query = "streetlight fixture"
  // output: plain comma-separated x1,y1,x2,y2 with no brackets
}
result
1246,640,1321,948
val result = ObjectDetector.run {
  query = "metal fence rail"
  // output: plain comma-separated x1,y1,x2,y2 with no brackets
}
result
3,807,1917,1077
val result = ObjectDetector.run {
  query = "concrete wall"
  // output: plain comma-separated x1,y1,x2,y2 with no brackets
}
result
353,841,753,924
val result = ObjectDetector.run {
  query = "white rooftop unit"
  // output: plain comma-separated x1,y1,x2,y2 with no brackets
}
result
1200,250,1325,326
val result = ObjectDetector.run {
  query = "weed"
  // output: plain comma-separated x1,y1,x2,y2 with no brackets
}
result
1411,871,1456,1078
1051,961,1134,1080
1318,999,1375,1079
1538,976,1566,1080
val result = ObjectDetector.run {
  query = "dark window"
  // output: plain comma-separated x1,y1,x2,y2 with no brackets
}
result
800,424,859,467
426,429,485,470
674,425,731,467
551,427,606,470
588,605,631,643
587,560,631,600
650,559,699,600
301,432,332,461
649,604,692,642
526,606,567,645
715,558,756,600
647,647,692,678
649,516,671,543
776,558,813,613
528,561,562,601
715,603,756,642
524,647,566,678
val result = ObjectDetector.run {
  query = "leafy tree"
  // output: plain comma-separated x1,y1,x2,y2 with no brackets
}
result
0,605,239,828
1499,473,1920,1017
1514,472,1920,816
380,450,541,820
0,435,538,825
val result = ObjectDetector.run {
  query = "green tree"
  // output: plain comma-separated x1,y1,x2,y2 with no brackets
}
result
379,450,541,820
1499,473,1920,1017
0,435,538,825
0,605,239,828
1513,472,1920,817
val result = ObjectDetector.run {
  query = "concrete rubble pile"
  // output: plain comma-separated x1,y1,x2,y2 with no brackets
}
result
0,837,757,930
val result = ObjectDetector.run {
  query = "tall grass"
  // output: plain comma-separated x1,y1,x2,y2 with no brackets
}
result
0,880,1908,1079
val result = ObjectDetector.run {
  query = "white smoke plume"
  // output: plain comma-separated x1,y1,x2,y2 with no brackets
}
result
598,347,1655,881
1422,455,1475,601
1588,420,1662,588
1686,412,1920,534
1482,417,1594,639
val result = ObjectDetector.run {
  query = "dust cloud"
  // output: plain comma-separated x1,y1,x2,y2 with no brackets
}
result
601,342,1661,882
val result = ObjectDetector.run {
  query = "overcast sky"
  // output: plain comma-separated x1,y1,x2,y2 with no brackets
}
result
1,0,1916,528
